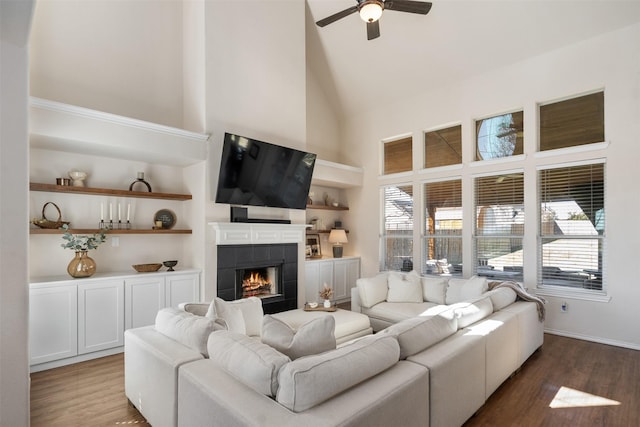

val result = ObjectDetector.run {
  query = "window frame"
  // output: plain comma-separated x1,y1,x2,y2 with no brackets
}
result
380,183,415,272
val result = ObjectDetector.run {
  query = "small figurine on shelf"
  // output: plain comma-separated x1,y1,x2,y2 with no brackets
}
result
129,172,152,192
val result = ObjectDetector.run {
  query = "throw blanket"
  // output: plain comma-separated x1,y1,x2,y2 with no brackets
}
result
489,281,547,322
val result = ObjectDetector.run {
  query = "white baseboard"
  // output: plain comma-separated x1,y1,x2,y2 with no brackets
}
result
544,328,640,351
30,346,123,373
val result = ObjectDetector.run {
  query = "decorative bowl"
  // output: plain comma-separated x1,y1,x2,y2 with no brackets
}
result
163,260,178,271
132,263,162,273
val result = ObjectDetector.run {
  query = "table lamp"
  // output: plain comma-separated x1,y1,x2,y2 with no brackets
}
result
328,229,348,258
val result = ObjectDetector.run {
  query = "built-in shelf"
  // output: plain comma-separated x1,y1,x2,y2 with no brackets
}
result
306,229,349,234
30,183,192,201
306,204,348,211
30,228,192,235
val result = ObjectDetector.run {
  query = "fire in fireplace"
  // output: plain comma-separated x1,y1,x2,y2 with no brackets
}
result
238,266,280,299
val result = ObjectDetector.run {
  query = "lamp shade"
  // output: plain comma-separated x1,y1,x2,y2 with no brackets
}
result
328,229,348,244
359,1,383,23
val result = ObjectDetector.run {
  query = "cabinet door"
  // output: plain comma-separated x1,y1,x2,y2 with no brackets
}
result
125,276,165,330
29,285,78,365
165,273,200,308
78,280,124,354
333,258,361,302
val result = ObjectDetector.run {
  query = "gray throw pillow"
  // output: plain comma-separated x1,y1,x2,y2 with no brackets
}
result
261,314,336,359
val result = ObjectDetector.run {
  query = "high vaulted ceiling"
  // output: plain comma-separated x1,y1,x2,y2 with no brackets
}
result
305,0,640,118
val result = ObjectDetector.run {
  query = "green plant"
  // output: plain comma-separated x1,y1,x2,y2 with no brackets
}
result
60,224,107,251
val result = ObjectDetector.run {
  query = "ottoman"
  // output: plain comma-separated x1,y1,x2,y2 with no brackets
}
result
271,308,373,345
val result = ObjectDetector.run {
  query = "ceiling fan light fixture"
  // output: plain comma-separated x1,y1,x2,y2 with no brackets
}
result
359,1,383,23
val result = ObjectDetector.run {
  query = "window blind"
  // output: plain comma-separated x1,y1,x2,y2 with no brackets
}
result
381,184,414,271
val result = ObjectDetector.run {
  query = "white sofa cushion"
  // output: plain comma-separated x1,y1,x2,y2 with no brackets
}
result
382,314,458,359
485,287,517,311
206,296,264,337
276,334,400,412
356,272,389,308
449,297,494,328
421,276,448,304
387,271,422,303
446,276,488,304
207,330,290,397
363,301,439,324
155,307,222,357
261,314,336,359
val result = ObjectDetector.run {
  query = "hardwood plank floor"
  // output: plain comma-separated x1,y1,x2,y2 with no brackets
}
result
30,334,640,426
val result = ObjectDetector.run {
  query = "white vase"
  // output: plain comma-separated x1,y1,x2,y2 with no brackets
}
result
324,299,331,308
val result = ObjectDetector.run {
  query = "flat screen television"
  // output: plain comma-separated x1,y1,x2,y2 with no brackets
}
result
215,132,317,210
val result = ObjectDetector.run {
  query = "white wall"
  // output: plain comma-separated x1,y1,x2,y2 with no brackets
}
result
1,1,34,424
29,0,184,128
342,24,640,349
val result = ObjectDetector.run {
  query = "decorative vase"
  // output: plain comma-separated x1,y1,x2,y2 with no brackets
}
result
67,251,97,278
324,299,332,309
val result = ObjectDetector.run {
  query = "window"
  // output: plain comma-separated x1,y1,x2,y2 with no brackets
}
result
475,111,524,160
538,163,605,290
540,92,604,151
424,125,462,168
474,173,524,281
383,137,412,174
381,184,413,271
423,179,462,276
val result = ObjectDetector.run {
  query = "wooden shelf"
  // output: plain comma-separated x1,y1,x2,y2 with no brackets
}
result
30,183,192,201
306,229,349,234
306,204,348,211
30,228,192,235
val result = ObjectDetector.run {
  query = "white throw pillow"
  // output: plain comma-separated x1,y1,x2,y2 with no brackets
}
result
382,314,457,359
155,307,222,357
276,334,400,412
486,287,517,311
207,330,290,397
261,315,336,359
450,297,494,328
356,272,389,308
445,276,488,304
421,276,448,304
206,297,246,334
387,271,423,303
206,297,263,337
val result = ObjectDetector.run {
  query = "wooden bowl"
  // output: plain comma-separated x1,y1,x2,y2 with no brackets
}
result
132,263,162,273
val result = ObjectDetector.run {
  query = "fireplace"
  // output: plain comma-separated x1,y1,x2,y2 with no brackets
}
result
217,243,297,314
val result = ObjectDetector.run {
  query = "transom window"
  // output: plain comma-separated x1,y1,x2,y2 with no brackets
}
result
475,111,524,160
383,137,412,175
424,125,462,169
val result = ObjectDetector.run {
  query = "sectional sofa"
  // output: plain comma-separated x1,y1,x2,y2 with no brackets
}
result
124,272,545,427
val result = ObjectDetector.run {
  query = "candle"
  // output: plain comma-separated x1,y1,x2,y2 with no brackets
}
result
109,203,113,221
100,203,104,221
118,204,121,221
126,204,131,222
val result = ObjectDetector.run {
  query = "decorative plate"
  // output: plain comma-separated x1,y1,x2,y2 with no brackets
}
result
154,209,176,229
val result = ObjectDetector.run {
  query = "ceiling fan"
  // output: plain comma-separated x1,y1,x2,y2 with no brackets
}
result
316,0,433,41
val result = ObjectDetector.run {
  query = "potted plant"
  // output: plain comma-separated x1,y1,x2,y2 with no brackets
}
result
60,224,107,278
319,284,333,308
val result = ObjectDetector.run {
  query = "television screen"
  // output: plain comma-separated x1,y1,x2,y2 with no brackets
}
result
215,133,316,210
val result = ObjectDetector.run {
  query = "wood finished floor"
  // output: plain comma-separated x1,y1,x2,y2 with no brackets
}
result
30,333,640,426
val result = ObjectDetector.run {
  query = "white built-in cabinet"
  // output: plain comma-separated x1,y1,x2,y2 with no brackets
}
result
29,269,200,371
304,257,360,303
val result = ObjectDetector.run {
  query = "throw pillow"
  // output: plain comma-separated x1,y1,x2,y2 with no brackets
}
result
206,297,246,334
261,315,336,359
155,307,223,357
387,271,423,303
207,330,290,397
276,334,400,412
445,276,488,304
486,287,517,311
450,297,494,328
356,272,389,308
382,314,457,359
421,276,448,304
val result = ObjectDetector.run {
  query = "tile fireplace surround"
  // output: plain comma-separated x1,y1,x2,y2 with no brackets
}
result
209,222,308,314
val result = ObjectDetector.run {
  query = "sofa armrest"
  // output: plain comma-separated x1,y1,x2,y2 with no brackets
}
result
350,287,362,313
124,326,204,427
178,359,429,427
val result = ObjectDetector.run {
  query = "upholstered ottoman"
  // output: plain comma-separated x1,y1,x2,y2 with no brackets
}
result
271,308,372,345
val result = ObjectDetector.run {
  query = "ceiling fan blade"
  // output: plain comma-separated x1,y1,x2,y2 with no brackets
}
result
384,0,432,15
316,5,359,27
367,20,380,40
